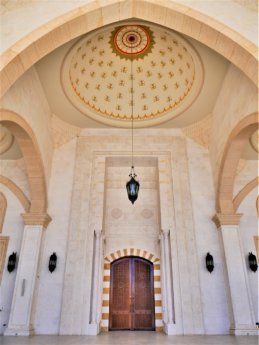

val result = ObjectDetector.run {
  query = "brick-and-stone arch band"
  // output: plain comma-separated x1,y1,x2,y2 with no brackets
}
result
101,248,162,332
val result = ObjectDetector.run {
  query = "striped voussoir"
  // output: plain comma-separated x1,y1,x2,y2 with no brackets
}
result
101,248,162,332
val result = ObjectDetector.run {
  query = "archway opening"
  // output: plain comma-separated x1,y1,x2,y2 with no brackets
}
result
109,256,155,331
0,110,47,214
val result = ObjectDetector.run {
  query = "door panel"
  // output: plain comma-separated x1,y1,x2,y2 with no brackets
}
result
109,258,131,329
133,258,155,330
109,256,155,331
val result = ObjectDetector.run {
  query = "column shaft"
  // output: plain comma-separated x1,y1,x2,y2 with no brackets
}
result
220,225,257,335
163,230,174,323
159,232,168,323
160,229,176,334
4,225,44,335
88,230,103,334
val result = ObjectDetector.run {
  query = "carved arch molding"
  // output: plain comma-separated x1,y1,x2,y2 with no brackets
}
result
0,0,257,99
0,109,47,214
216,113,258,215
101,248,162,332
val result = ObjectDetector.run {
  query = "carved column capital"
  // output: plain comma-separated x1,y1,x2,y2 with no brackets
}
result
22,213,52,228
161,229,170,237
212,213,243,229
94,229,103,237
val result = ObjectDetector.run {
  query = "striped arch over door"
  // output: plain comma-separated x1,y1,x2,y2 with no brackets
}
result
101,248,162,332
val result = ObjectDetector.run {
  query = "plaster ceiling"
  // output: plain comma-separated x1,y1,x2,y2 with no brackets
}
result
0,22,258,159
61,24,203,127
36,20,229,129
233,0,258,11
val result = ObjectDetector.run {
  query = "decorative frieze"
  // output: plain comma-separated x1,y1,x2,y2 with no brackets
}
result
22,213,52,228
212,213,242,228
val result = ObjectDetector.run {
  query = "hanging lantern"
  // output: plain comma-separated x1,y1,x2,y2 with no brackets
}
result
49,252,57,273
7,252,17,273
205,252,214,273
125,44,140,203
248,252,258,272
126,166,140,204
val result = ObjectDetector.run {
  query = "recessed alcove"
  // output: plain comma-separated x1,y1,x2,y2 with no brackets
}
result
104,156,160,256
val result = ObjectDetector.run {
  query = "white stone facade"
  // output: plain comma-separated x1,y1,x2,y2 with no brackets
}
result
0,0,258,338
1,128,257,335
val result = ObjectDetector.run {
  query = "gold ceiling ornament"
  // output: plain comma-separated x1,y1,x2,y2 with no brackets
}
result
109,25,155,60
61,22,204,128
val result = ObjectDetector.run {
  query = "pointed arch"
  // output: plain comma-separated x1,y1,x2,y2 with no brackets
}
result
0,109,47,213
0,0,257,98
233,177,259,212
101,247,162,332
0,175,31,212
216,113,258,214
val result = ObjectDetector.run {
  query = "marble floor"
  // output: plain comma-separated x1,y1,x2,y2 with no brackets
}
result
0,333,258,345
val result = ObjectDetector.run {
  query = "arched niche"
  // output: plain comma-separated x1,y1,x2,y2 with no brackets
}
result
0,109,47,214
216,113,258,214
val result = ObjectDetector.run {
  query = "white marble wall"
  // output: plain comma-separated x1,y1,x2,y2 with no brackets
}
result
59,130,205,335
32,138,77,334
0,159,30,199
2,129,257,336
0,185,24,335
210,64,257,187
186,138,230,334
104,160,160,257
238,188,259,322
234,160,258,196
1,67,54,186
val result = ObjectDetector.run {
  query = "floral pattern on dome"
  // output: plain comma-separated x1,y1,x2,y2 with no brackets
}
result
61,23,203,127
109,25,155,60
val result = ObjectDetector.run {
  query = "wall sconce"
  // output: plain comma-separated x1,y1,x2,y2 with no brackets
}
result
205,252,214,273
48,252,57,273
248,252,258,272
7,252,17,273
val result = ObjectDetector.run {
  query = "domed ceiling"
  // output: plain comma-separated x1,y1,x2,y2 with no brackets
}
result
61,23,203,128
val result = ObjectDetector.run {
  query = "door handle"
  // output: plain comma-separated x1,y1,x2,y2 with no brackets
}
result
129,296,134,312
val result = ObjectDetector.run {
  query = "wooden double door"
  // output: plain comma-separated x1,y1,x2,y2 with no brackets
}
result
109,256,155,331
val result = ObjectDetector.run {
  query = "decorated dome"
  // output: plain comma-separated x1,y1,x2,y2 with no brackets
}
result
61,23,203,127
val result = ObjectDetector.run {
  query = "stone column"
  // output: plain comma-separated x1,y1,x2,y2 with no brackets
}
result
4,213,51,336
213,213,258,336
159,230,168,324
88,229,104,335
96,230,104,324
160,229,175,334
